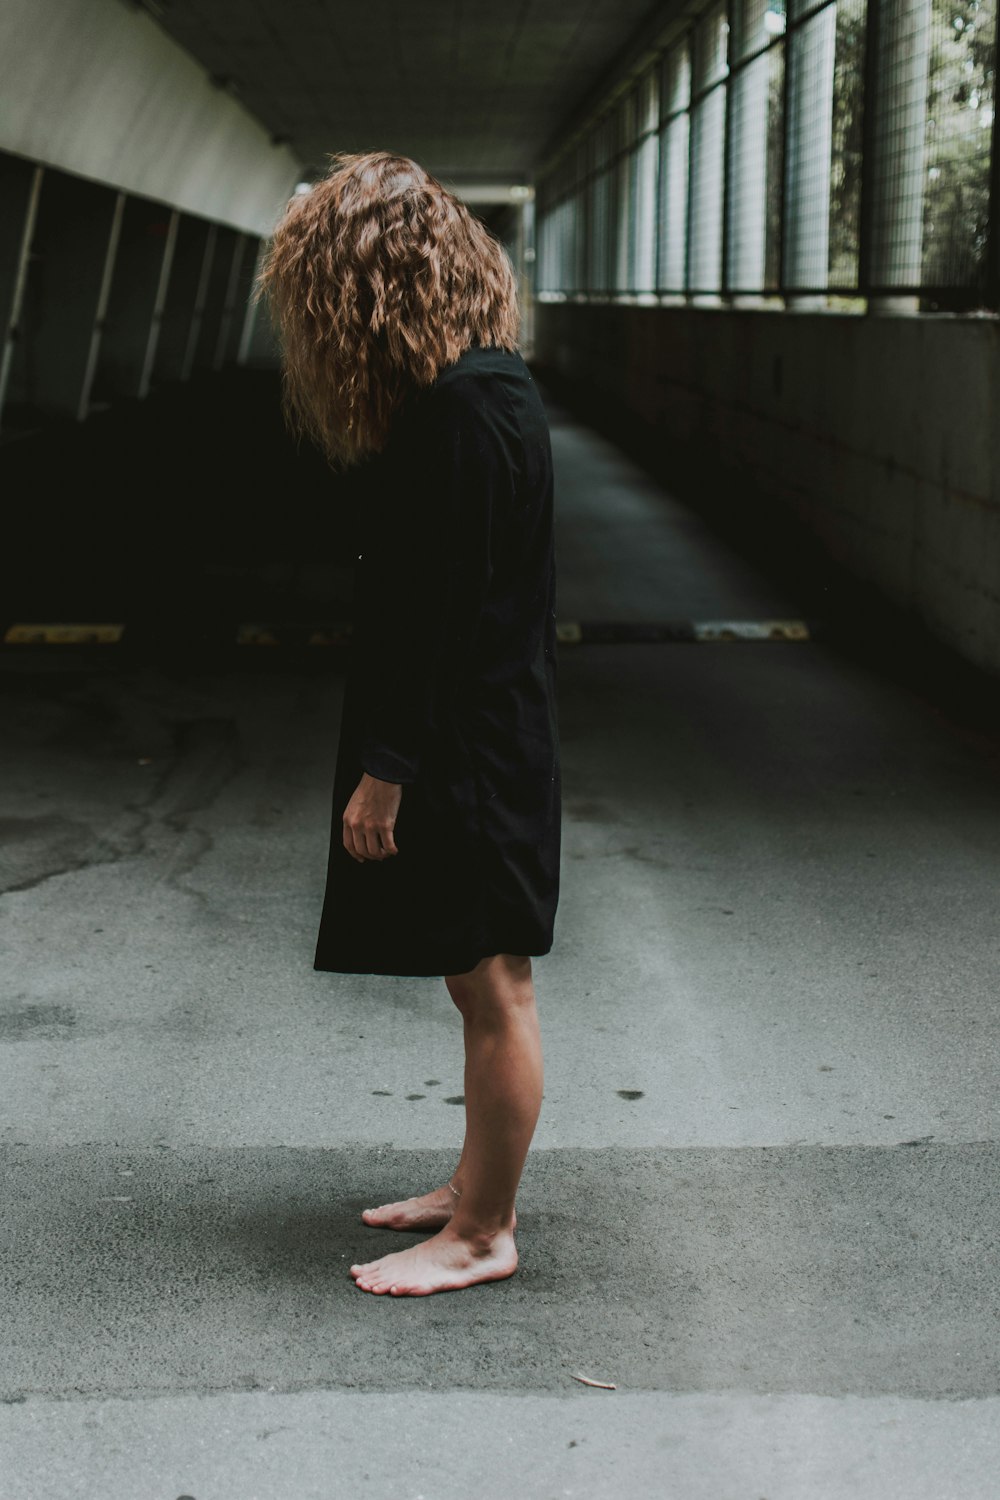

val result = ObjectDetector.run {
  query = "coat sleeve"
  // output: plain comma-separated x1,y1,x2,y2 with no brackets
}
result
351,383,501,785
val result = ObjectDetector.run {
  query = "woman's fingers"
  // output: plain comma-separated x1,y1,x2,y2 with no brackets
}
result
342,816,369,861
361,824,386,859
343,821,374,860
368,819,399,858
343,775,402,861
343,817,399,861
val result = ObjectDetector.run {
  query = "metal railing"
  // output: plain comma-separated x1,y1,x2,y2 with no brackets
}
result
536,0,998,311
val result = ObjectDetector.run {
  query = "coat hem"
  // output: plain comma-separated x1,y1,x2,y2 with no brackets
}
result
312,937,554,978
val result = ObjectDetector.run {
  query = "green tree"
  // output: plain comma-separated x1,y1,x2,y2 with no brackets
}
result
922,0,996,290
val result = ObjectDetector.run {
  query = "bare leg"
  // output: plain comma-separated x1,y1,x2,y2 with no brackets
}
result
351,953,541,1295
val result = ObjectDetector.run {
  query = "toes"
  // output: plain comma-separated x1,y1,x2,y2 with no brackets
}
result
354,1270,388,1292
352,1256,396,1288
361,1203,408,1227
350,1258,382,1277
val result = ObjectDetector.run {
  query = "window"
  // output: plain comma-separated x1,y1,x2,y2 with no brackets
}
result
727,0,786,290
657,43,692,291
688,3,730,291
535,0,999,308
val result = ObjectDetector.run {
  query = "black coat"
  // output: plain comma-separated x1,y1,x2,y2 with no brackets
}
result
313,345,561,977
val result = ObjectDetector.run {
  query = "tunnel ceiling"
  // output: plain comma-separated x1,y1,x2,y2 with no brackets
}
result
154,0,664,183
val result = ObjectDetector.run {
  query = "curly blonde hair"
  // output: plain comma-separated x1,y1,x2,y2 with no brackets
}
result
255,151,521,468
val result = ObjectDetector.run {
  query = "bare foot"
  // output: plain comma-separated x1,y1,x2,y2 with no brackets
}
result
361,1186,516,1232
351,1224,518,1297
361,1184,456,1231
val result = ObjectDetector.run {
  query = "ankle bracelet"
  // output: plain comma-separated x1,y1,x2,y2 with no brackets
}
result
447,1179,462,1199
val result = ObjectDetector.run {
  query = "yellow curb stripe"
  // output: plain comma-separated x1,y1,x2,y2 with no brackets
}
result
1,620,813,649
4,623,124,645
307,628,353,646
235,624,280,645
555,621,583,644
556,620,812,644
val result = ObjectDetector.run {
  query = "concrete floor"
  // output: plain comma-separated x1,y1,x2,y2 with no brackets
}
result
2,390,1000,1497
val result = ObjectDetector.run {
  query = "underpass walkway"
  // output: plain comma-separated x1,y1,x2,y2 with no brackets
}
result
2,387,999,1498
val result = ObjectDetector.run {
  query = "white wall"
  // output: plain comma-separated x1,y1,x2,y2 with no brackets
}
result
536,303,1000,677
0,0,301,235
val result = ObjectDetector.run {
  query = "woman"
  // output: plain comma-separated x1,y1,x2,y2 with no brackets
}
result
258,152,561,1297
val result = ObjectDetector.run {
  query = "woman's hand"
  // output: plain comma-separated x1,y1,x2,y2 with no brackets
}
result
343,772,403,862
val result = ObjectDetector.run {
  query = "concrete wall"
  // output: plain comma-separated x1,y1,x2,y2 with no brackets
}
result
0,150,265,429
0,0,300,428
536,302,1000,676
0,0,300,236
